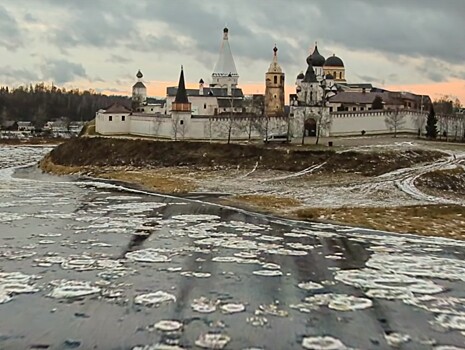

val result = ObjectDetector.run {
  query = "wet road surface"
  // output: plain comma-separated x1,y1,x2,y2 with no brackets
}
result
1,146,465,349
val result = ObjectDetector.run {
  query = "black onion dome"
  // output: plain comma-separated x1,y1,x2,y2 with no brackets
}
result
297,72,305,79
223,27,229,33
325,54,344,67
136,70,143,79
307,45,325,67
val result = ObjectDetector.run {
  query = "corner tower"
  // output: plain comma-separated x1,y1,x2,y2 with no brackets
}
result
211,27,239,89
132,70,147,109
264,45,285,117
171,66,192,140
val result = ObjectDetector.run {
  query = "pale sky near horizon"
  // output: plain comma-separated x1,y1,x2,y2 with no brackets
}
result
1,0,464,103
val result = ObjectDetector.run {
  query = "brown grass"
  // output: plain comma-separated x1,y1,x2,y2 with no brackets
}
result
96,169,196,194
39,154,85,175
223,194,302,214
295,205,465,239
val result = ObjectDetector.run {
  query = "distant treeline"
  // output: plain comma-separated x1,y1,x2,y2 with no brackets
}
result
0,83,131,126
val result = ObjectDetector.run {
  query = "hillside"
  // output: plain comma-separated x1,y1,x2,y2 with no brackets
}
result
39,137,465,239
44,137,443,176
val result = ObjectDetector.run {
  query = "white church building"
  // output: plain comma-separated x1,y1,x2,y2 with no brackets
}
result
95,28,429,141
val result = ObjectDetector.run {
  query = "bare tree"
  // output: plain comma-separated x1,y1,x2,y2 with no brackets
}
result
385,108,405,138
316,110,332,145
171,115,180,140
179,119,188,139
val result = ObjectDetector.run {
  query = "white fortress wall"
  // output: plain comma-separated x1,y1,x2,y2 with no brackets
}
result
130,115,172,138
329,111,427,136
95,112,131,135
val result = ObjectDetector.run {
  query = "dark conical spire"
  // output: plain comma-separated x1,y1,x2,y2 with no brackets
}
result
175,66,189,104
303,58,317,83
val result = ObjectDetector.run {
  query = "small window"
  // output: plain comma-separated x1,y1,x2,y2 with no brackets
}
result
180,120,184,125
274,76,277,84
151,108,153,111
122,115,125,121
339,72,342,79
204,103,207,109
274,94,277,99
109,116,113,121
353,107,357,111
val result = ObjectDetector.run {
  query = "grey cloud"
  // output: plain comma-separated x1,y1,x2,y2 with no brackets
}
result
23,13,38,23
0,5,24,50
40,59,87,84
106,54,132,64
46,0,143,50
0,66,39,84
3,0,465,86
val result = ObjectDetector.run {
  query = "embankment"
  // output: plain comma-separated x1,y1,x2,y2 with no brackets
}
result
41,137,444,176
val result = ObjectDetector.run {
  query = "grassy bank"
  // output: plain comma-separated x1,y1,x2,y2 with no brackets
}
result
39,137,465,239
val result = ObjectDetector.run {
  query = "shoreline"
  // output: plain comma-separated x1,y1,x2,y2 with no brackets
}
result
39,152,465,240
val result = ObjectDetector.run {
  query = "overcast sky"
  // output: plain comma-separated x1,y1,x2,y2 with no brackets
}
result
1,0,464,102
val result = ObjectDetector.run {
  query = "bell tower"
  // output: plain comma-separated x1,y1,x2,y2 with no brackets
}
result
264,45,285,117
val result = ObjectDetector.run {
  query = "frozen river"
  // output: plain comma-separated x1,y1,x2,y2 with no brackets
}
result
1,145,465,349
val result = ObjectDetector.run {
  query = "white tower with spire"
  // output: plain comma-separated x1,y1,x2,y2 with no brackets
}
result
210,27,239,91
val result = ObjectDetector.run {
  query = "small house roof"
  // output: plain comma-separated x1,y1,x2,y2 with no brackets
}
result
103,103,131,114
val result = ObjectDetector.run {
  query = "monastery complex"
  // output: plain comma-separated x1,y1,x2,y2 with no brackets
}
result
96,27,430,141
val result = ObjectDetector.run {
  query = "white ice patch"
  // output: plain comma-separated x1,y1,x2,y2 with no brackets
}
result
405,295,465,316
261,263,281,270
126,248,170,263
335,269,444,295
256,302,288,317
295,293,372,312
134,291,176,306
234,251,258,259
384,333,411,347
0,290,12,304
267,248,308,256
0,272,40,295
246,316,268,327
283,232,309,238
434,347,465,350
180,271,211,278
252,270,282,277
48,280,101,299
297,281,324,291
327,295,373,311
302,336,347,350
220,303,246,314
365,289,413,300
172,214,220,223
367,253,465,282
195,333,230,349
434,314,465,331
153,320,183,332
133,344,185,350
256,235,283,242
191,297,218,313
108,202,166,214
61,256,97,271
